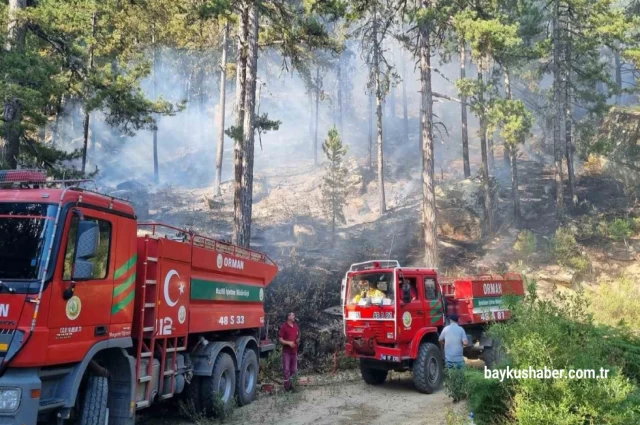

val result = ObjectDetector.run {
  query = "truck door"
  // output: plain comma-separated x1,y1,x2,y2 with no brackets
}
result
47,207,116,363
397,274,426,340
424,275,444,327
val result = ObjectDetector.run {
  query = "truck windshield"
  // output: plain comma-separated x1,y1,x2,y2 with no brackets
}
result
0,203,57,281
347,272,394,306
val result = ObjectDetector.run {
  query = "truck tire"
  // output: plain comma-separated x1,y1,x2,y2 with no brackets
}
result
184,376,203,413
359,360,388,385
201,352,236,416
413,342,443,394
236,349,258,406
79,376,108,425
483,339,506,369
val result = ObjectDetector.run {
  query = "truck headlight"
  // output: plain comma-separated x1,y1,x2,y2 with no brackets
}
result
0,388,21,412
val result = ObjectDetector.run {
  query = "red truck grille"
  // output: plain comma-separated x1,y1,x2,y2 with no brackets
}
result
348,321,391,340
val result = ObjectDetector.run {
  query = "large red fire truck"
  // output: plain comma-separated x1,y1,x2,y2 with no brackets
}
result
341,260,524,393
0,170,278,424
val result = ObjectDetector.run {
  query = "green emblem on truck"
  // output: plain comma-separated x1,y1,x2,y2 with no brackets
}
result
403,311,412,328
66,296,82,321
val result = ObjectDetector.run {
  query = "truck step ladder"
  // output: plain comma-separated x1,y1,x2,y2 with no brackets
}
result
134,235,189,408
135,236,159,408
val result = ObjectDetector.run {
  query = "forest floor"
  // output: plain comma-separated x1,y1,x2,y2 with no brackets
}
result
139,367,477,425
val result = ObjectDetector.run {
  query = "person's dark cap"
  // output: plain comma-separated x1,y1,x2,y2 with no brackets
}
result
449,314,459,322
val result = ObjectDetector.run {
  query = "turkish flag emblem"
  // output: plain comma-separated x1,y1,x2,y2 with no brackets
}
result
164,270,185,308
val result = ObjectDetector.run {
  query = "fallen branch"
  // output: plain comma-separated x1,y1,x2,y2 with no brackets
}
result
433,91,470,106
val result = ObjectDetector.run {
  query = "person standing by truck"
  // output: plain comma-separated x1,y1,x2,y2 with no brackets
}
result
279,312,300,391
439,314,468,369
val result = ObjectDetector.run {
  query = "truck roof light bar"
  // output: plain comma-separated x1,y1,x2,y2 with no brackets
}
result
0,169,98,190
348,260,400,272
0,169,47,184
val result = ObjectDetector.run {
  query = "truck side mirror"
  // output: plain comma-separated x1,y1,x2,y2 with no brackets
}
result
402,280,411,304
72,220,99,280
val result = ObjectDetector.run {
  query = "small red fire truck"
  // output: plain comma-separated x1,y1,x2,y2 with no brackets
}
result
341,260,524,393
0,170,278,424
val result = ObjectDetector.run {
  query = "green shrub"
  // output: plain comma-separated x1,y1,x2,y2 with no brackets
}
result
633,217,640,232
566,255,589,272
514,230,537,257
550,227,579,262
466,370,515,425
444,367,470,402
550,227,588,271
572,216,606,241
608,218,634,242
589,276,640,329
485,283,640,425
443,367,514,425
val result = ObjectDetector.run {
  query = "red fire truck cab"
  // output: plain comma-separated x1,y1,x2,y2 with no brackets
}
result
0,170,278,424
342,260,524,393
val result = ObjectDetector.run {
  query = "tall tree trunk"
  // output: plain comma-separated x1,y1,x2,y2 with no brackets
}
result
331,190,336,242
459,38,471,178
401,49,409,144
503,58,510,165
214,22,229,197
89,123,96,165
314,67,320,166
2,0,28,169
615,50,622,105
510,146,520,222
553,0,565,218
152,29,160,184
52,94,64,148
238,2,258,248
373,4,386,215
565,29,576,207
420,0,438,267
504,69,520,222
368,90,373,170
81,11,97,174
198,68,206,142
308,92,313,140
389,59,396,120
233,1,249,246
488,134,494,170
478,60,493,234
337,55,344,136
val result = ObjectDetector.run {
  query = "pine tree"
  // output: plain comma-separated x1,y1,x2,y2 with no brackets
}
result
2,0,28,169
488,97,533,222
349,0,400,216
321,126,348,243
227,0,343,247
418,0,438,267
454,7,521,234
214,20,230,197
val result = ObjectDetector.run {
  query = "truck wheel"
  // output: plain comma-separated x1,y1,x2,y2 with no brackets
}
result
79,376,108,425
413,342,443,394
484,339,507,369
184,376,203,413
202,352,236,416
236,349,258,406
359,360,388,385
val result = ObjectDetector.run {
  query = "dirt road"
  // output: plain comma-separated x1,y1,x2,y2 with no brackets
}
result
140,372,467,425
